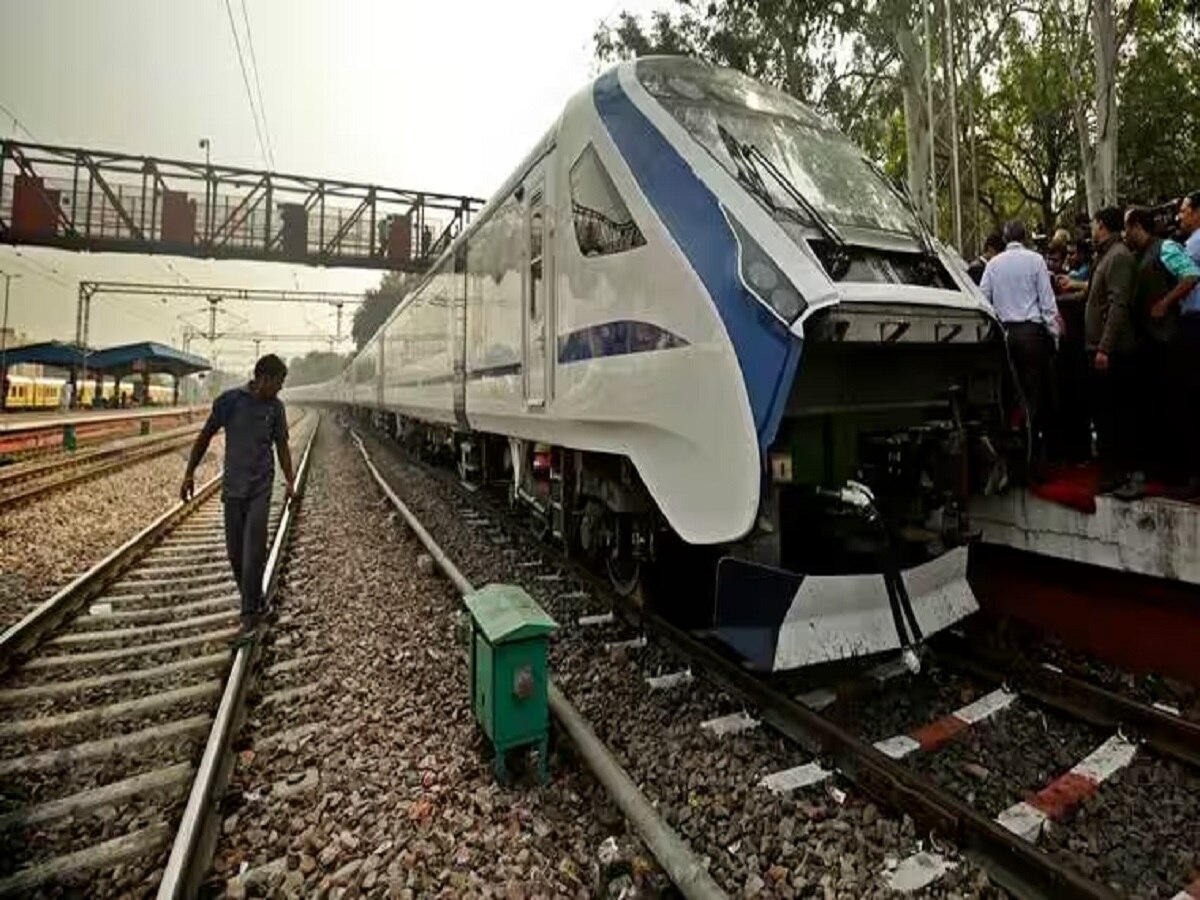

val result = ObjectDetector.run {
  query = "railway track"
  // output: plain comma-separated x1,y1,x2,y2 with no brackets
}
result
0,424,203,511
0,412,318,898
353,422,1200,900
0,407,207,461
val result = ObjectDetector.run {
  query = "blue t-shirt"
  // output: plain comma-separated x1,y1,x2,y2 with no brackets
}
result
201,386,287,498
1183,230,1200,315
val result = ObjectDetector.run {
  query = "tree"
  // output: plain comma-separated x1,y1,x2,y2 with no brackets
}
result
975,11,1082,232
352,271,415,350
593,0,1195,243
1049,0,1138,214
286,350,351,387
1116,0,1200,202
592,0,1020,244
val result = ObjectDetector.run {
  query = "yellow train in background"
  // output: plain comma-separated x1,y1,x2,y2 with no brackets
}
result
3,374,175,410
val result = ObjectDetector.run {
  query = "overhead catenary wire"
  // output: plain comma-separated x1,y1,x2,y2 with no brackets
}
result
0,99,39,141
239,0,275,169
222,0,271,169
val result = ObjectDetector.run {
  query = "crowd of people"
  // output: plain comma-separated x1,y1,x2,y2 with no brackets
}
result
969,191,1200,501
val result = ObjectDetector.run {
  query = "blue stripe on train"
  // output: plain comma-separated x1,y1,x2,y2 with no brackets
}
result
592,68,801,450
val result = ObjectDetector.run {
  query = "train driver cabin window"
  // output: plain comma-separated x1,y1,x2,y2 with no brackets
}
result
569,145,646,257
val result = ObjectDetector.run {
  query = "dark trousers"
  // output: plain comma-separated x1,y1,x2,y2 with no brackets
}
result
1052,337,1091,463
1130,338,1191,482
1183,315,1200,481
223,489,271,616
1004,322,1057,464
1089,353,1137,480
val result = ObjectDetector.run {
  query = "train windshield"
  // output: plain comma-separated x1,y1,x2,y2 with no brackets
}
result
635,57,919,239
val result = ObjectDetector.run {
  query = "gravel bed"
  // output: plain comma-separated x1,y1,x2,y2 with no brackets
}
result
0,658,227,718
0,730,203,811
0,437,224,631
5,632,241,688
903,702,1102,817
0,789,181,876
1,694,219,759
1039,754,1200,898
210,424,672,899
356,428,1007,899
828,668,990,744
47,610,241,653
960,615,1199,720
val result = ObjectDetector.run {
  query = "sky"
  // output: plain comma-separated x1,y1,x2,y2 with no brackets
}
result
0,0,660,372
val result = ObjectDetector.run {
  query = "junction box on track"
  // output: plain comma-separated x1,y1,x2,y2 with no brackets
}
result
465,584,558,784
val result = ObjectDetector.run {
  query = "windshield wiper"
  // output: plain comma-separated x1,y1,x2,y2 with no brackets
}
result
718,125,846,249
717,126,851,281
861,156,939,259
716,125,778,213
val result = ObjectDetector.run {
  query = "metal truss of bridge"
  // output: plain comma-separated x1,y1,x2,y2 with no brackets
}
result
1,140,484,271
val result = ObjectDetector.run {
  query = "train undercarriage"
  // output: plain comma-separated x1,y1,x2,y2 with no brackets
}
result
371,409,660,601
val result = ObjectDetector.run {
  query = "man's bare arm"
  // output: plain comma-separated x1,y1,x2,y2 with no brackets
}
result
179,431,214,501
276,437,296,499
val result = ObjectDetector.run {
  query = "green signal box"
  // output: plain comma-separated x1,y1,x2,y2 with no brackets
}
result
464,584,558,784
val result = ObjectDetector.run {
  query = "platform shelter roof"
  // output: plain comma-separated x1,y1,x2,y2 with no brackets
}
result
85,342,211,379
0,341,89,371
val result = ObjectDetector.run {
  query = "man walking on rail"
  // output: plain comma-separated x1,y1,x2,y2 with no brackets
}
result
179,354,295,634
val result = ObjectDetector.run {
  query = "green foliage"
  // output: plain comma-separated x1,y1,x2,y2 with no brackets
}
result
351,271,415,351
286,350,351,387
975,10,1083,232
1117,3,1200,202
593,0,1200,249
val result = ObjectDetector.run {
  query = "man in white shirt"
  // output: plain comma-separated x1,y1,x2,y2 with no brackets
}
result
979,220,1061,476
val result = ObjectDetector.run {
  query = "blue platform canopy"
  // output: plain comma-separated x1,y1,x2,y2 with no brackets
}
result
85,342,211,380
0,341,89,371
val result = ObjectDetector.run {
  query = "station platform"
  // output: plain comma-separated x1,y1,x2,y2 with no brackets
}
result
0,405,207,434
970,486,1200,586
0,405,207,456
969,484,1200,686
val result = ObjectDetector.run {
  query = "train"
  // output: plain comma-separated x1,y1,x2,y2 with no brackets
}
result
289,57,1018,671
3,374,176,410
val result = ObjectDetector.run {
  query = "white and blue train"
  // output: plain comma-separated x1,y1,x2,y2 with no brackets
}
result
290,57,1016,671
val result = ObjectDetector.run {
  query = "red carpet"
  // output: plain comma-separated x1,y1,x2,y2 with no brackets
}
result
1030,463,1179,514
1030,464,1102,514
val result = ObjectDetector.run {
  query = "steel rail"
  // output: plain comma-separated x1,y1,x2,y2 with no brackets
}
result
0,423,201,489
156,416,319,900
347,429,727,900
0,431,200,511
934,635,1200,769
641,615,1119,900
362,429,1121,900
0,473,223,672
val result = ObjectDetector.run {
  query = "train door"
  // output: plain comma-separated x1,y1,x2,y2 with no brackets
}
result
452,243,469,428
523,178,549,408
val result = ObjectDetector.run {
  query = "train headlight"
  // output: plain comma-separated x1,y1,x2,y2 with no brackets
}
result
769,287,802,321
727,212,808,325
746,260,778,293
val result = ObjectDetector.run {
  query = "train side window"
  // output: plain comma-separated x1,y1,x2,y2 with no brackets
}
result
569,144,646,257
